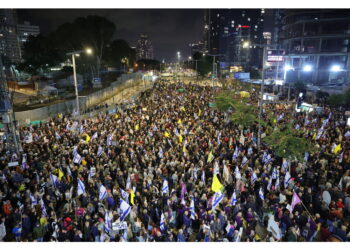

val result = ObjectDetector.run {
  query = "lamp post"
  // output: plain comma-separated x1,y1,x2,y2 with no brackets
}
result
242,41,267,151
66,48,93,118
284,64,294,101
177,51,181,82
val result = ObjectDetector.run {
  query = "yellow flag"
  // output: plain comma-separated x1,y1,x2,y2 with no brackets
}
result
207,151,214,163
135,124,139,131
82,159,87,166
130,189,135,205
115,114,119,119
198,109,202,116
178,135,183,143
273,119,277,124
334,144,342,154
177,119,182,124
183,143,187,153
58,169,64,180
180,106,186,112
211,175,223,193
85,134,91,143
312,133,316,140
164,132,170,138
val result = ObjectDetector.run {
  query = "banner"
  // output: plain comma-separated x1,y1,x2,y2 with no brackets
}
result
112,221,128,231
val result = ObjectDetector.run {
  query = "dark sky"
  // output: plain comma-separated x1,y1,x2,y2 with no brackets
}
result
17,9,205,62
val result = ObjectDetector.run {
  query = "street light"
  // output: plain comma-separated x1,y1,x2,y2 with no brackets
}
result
66,47,93,118
284,64,294,101
303,65,313,72
330,65,342,72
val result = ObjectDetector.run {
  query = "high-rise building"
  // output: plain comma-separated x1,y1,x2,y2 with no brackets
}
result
280,9,350,85
0,9,21,63
136,34,154,60
189,41,205,56
17,21,40,53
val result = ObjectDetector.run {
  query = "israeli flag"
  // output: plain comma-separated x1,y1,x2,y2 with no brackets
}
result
73,146,78,156
21,154,28,170
217,132,221,145
295,124,300,130
230,190,237,206
77,178,85,196
162,179,169,194
232,147,239,161
259,188,264,200
120,188,129,202
91,132,98,141
174,128,179,136
107,134,113,146
247,147,253,156
79,125,84,134
284,171,292,189
304,118,310,126
158,148,164,159
190,198,195,220
160,212,165,231
50,174,58,188
322,118,329,127
213,161,220,175
105,211,112,234
282,159,289,171
251,171,257,184
88,167,95,180
344,131,350,137
39,199,47,217
99,184,107,200
55,132,61,140
201,171,205,184
235,166,242,180
262,152,268,163
241,156,248,168
126,175,131,190
73,152,82,164
264,154,272,165
272,168,278,179
316,127,324,140
212,191,224,211
275,175,280,190
66,123,70,131
304,152,309,162
119,199,131,221
30,194,37,208
277,113,284,121
97,146,103,157
267,177,272,191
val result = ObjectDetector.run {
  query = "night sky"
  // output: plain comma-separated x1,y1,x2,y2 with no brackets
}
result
17,9,205,62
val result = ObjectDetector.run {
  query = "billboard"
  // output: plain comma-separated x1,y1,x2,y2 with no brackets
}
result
234,72,250,80
267,50,285,62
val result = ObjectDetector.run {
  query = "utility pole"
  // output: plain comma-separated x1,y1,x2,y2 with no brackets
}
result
208,54,222,87
0,56,22,154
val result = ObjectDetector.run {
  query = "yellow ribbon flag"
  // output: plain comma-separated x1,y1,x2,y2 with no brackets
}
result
85,134,91,143
273,119,277,124
207,151,214,163
130,189,135,205
135,124,139,131
198,109,202,117
177,119,182,124
164,132,170,138
82,159,87,166
58,169,64,180
115,114,119,119
334,144,342,154
211,175,223,193
312,133,316,140
180,106,186,112
178,135,183,143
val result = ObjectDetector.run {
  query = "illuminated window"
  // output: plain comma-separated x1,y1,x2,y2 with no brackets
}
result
248,18,251,21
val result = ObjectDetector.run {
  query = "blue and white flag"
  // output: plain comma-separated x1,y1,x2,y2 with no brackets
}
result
160,212,165,231
50,174,58,188
272,167,278,179
21,154,28,170
275,175,280,190
91,132,98,141
251,171,257,184
344,131,350,137
322,118,329,127
230,190,237,206
99,185,107,200
97,146,103,157
174,128,179,136
66,123,70,131
277,113,284,121
73,146,78,156
162,179,169,194
284,171,292,189
247,147,253,156
328,112,332,120
79,125,84,134
232,147,239,161
295,124,300,130
217,132,221,145
235,166,242,180
259,187,264,200
264,154,272,165
316,127,324,140
73,152,82,164
30,194,37,208
262,152,268,163
158,148,164,159
201,171,205,184
107,134,113,146
55,132,61,140
119,199,131,221
212,191,224,211
39,198,47,217
282,159,289,171
213,161,220,175
120,188,129,202
77,178,85,196
241,156,248,168
267,176,272,191
304,118,310,126
190,198,195,220
304,152,309,162
126,175,131,190
88,167,95,180
104,211,112,234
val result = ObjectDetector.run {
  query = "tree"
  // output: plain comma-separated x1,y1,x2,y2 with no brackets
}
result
191,52,212,76
104,39,136,69
136,59,161,71
294,81,306,93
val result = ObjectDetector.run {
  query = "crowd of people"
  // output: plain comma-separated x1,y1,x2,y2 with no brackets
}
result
0,79,349,242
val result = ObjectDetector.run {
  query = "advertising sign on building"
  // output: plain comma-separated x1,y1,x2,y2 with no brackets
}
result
267,50,285,62
234,72,250,80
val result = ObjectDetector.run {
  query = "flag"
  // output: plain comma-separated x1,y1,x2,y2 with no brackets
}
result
21,154,28,170
334,144,342,154
178,134,183,143
251,171,257,184
339,151,344,163
201,171,205,184
77,178,85,196
119,199,131,221
235,166,242,180
212,191,224,211
57,169,64,180
267,176,272,191
130,189,135,205
73,153,82,164
158,148,164,159
232,147,239,161
259,187,264,200
275,175,280,190
126,175,131,190
177,119,182,124
50,174,58,188
85,134,91,143
207,151,214,163
97,146,103,157
264,154,272,165
241,156,248,168
55,132,61,140
304,152,309,162
272,167,278,179
79,125,84,134
345,131,350,138
247,147,253,156
73,146,78,156
160,212,165,231
217,132,221,145
88,167,95,180
99,185,107,200
30,194,37,208
282,159,289,171
162,179,169,194
91,132,98,141
230,190,237,206
190,198,195,220
211,175,223,193
291,192,302,211
164,131,170,138
39,199,47,217
120,188,129,203
284,171,292,189
174,128,179,136
105,211,112,234
213,161,220,175
107,134,113,146
180,183,187,205
135,124,139,131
